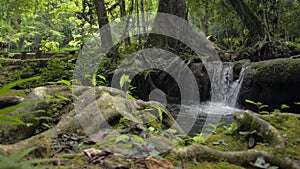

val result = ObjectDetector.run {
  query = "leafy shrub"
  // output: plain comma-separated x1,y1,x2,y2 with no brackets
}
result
40,58,74,84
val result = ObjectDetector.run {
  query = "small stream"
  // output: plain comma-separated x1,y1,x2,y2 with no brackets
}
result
167,61,249,135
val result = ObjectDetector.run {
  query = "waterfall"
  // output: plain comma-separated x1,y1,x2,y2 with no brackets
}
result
206,61,249,107
167,61,249,135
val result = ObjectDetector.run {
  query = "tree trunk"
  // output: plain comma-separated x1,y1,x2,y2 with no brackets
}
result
120,0,131,47
228,0,264,39
145,0,188,50
93,0,113,51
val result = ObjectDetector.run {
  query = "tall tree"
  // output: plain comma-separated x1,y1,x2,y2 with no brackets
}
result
228,0,264,39
145,0,188,50
93,0,113,51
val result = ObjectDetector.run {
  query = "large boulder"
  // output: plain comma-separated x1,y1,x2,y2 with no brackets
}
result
238,58,300,113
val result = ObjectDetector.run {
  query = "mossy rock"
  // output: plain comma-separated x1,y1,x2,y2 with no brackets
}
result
238,58,300,113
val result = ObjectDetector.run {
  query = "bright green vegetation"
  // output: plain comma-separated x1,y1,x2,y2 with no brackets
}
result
0,147,65,169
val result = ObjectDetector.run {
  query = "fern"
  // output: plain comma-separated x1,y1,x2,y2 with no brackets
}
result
0,76,41,130
0,147,66,169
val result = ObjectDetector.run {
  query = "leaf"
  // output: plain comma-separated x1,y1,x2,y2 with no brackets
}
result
166,129,177,134
260,111,269,114
0,102,32,114
129,134,145,144
0,76,41,96
9,147,37,161
259,105,269,109
57,79,71,86
42,123,51,129
26,123,34,127
120,74,130,89
92,73,97,87
115,135,129,143
55,93,70,101
245,99,258,105
281,104,290,109
248,137,255,148
0,154,16,167
0,115,25,125
148,126,155,132
239,130,257,135
97,75,106,81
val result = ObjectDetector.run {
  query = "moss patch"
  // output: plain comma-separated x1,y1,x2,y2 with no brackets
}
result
1,89,27,97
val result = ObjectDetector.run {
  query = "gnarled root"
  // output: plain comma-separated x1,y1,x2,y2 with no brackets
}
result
234,110,286,151
170,144,300,169
0,86,185,156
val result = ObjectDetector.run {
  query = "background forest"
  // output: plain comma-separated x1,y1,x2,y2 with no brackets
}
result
0,0,299,55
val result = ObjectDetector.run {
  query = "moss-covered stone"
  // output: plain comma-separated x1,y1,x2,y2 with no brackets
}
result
238,58,300,113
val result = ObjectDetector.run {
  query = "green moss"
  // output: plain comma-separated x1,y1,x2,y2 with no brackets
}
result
260,115,300,159
166,157,245,169
1,89,27,97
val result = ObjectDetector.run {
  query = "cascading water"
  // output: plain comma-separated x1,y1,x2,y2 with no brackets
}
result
167,61,250,135
206,61,249,108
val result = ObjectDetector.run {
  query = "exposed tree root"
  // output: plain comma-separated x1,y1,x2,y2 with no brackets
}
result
1,86,299,168
0,86,184,156
170,144,300,169
234,110,286,151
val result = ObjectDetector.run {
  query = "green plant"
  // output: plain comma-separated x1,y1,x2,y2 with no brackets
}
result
40,58,74,84
222,122,238,135
239,130,264,148
39,39,59,53
205,122,226,134
245,99,269,114
192,133,210,144
0,147,65,169
119,74,136,100
92,73,107,86
0,76,40,130
26,115,54,134
246,99,296,114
